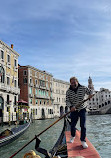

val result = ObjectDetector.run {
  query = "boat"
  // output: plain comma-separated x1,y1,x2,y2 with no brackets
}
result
87,108,101,115
0,120,30,147
23,117,101,158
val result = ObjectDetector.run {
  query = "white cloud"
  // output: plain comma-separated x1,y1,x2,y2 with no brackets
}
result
1,0,111,91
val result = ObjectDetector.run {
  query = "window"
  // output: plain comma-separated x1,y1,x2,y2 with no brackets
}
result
23,78,27,84
14,96,16,105
39,80,45,87
0,66,5,83
30,87,32,94
36,109,37,115
30,99,32,104
23,70,27,76
1,50,4,60
35,79,37,84
35,89,37,94
14,80,17,87
7,107,9,112
7,54,10,63
14,108,16,112
7,95,9,104
36,99,38,104
7,77,10,85
14,59,17,67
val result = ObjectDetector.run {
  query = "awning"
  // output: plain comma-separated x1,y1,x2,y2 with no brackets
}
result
17,99,28,104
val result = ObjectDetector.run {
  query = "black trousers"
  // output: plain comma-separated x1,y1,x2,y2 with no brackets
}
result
70,108,86,141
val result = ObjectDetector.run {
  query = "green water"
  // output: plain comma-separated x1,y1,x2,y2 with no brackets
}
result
0,114,111,158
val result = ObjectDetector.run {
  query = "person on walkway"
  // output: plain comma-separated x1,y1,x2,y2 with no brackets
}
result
66,77,93,148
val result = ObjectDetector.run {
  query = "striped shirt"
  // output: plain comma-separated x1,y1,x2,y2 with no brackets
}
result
66,84,92,110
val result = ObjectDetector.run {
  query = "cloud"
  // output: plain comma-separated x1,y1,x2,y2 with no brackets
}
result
1,0,111,90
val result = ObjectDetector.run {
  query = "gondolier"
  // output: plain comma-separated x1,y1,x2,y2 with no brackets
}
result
66,76,93,148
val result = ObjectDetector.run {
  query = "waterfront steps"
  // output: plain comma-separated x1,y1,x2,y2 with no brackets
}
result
65,130,101,158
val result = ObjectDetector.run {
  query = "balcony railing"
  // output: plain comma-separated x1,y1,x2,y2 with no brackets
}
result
39,85,46,90
34,94,50,99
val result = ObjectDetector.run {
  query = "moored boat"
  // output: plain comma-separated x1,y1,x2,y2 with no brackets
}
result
0,120,30,147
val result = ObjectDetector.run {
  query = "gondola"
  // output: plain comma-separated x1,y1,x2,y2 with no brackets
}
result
23,117,101,158
24,117,68,158
10,95,101,158
0,120,30,147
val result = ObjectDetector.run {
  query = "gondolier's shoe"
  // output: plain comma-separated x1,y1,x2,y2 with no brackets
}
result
70,136,75,143
81,141,88,148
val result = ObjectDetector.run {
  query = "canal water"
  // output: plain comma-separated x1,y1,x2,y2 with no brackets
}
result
0,114,111,158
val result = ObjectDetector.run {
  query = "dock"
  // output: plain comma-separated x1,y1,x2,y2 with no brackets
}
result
65,130,101,158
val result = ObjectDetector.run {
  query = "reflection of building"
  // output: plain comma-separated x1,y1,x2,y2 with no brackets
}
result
52,78,70,117
0,40,20,124
18,65,53,119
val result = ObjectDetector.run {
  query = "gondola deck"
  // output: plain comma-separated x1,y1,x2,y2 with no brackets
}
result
65,130,101,158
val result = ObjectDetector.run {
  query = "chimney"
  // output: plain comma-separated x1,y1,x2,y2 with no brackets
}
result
11,44,13,49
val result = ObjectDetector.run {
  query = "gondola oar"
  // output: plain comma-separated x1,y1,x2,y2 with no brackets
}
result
9,94,94,158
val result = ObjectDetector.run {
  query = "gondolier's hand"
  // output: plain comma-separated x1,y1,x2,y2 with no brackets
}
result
71,107,76,112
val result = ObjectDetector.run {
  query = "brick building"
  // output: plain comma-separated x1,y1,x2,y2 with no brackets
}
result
18,65,54,119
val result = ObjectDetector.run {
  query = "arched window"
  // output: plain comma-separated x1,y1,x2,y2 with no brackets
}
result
36,109,37,115
108,101,110,104
0,66,5,83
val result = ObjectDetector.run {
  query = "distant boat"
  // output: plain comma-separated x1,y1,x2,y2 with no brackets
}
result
0,121,30,147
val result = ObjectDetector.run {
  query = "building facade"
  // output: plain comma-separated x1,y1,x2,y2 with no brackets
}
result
18,65,53,119
0,40,20,124
87,88,111,111
52,78,70,117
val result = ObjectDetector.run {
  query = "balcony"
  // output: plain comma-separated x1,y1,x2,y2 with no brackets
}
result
46,87,50,91
39,85,46,90
34,94,50,99
11,87,20,94
0,83,7,91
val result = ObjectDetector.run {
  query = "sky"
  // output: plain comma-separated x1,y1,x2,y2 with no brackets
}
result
0,0,111,90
